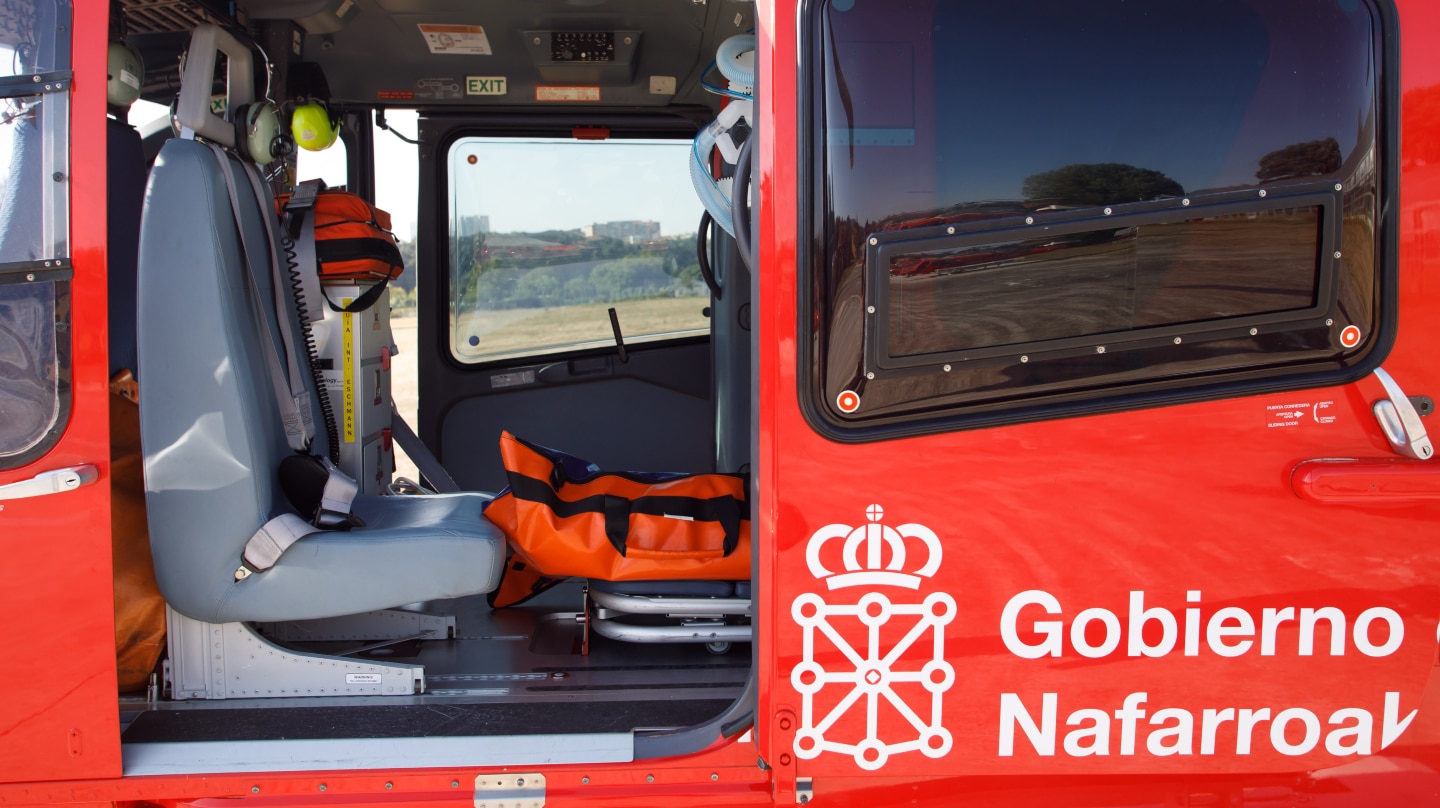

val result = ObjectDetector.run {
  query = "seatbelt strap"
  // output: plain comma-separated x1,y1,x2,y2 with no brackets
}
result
208,145,361,577
208,143,313,453
389,404,460,493
237,160,321,444
236,513,318,580
318,457,363,526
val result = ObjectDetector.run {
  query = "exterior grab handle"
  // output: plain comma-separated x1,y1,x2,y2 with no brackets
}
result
0,465,99,501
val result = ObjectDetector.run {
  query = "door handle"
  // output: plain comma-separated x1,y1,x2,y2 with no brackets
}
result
1372,368,1433,461
0,465,99,501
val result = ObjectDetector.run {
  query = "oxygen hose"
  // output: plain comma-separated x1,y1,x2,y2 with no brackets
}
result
282,233,341,464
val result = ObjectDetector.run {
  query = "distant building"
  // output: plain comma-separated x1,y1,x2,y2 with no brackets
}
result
583,220,660,241
458,215,491,237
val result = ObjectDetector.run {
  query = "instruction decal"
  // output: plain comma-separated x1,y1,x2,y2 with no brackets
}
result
415,77,462,100
535,86,600,102
417,24,493,56
1266,400,1337,429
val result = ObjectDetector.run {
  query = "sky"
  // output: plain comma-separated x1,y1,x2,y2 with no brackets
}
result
130,103,702,243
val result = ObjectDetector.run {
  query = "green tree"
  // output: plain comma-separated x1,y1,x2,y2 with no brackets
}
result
1022,163,1185,206
1256,138,1342,183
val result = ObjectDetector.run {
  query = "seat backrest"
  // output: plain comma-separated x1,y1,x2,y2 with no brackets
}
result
136,138,316,622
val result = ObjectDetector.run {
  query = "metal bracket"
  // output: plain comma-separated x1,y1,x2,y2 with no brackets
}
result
0,70,72,98
474,773,545,808
166,607,425,700
255,609,456,642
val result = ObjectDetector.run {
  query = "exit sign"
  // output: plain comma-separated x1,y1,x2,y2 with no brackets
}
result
466,76,508,96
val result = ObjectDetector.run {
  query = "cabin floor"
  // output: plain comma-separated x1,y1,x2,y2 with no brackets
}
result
119,581,750,745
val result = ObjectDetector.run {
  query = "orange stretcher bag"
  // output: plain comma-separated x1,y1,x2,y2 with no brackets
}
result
277,182,404,312
483,431,751,607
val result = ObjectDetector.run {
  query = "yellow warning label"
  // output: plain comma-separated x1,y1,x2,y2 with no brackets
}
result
342,300,355,443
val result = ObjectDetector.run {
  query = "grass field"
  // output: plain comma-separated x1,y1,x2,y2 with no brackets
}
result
452,296,710,361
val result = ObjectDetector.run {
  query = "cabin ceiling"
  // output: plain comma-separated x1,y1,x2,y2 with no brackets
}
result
120,0,754,112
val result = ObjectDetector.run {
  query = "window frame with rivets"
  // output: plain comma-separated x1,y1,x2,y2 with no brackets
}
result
799,0,1396,441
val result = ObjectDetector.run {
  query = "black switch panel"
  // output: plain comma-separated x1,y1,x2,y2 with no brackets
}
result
552,32,615,62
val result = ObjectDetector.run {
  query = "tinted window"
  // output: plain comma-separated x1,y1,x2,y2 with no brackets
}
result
0,0,68,79
810,0,1384,428
446,137,707,363
0,279,62,461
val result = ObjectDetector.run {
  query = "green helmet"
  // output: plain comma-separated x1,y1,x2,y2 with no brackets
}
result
291,102,338,151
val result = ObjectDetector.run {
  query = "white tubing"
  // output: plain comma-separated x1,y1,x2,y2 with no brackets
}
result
691,118,736,237
716,34,756,89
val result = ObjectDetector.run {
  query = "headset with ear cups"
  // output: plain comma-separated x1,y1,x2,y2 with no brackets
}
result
231,101,294,165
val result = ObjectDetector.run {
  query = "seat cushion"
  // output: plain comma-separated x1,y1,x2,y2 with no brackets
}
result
212,493,505,623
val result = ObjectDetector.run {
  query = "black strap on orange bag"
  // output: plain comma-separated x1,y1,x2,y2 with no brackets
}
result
484,432,751,608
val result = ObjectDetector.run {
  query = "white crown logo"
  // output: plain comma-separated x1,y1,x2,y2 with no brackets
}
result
805,504,942,590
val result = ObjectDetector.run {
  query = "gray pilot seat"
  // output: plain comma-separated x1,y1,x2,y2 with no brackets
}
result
137,138,504,632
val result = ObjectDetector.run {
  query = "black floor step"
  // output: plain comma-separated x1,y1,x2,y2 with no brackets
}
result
124,699,735,743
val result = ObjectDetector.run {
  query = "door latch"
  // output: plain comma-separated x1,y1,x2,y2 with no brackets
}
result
0,465,99,501
1372,369,1433,461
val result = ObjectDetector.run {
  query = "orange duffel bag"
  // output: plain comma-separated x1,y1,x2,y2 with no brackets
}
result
483,431,751,607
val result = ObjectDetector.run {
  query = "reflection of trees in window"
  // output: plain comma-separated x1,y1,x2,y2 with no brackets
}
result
1022,163,1184,207
1255,138,1342,183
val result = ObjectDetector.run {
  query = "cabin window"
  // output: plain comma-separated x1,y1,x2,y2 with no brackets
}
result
446,137,708,363
806,0,1388,434
0,0,69,468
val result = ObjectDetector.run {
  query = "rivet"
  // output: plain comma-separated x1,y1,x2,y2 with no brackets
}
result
943,364,951,372
26,273,35,281
1096,346,1106,354
711,773,719,781
30,75,38,82
624,36,633,45
866,372,875,379
1258,189,1268,198
866,305,875,314
1335,183,1344,192
1103,207,1113,215
251,787,260,794
582,777,590,785
646,775,655,783
1182,198,1191,206
1020,355,1029,363
452,781,461,788
318,784,327,792
946,226,955,234
1326,318,1334,326
516,778,525,787
1333,251,1342,259
1025,216,1034,225
869,237,878,245
1249,328,1259,336
385,782,393,790
1173,337,1182,345
533,37,541,45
